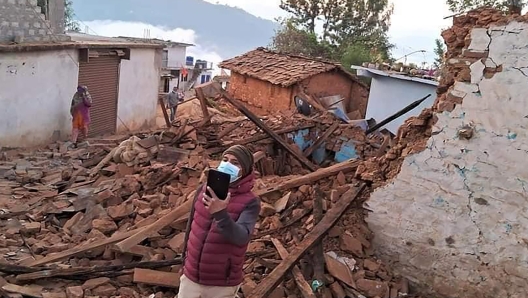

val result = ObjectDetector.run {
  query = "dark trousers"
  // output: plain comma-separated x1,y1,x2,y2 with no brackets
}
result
169,105,178,122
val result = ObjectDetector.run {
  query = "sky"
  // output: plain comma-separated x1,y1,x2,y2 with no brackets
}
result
84,0,454,70
202,0,453,65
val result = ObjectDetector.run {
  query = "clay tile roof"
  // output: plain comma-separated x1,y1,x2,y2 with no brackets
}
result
219,47,365,88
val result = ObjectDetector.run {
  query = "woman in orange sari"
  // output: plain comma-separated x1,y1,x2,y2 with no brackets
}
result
70,86,92,145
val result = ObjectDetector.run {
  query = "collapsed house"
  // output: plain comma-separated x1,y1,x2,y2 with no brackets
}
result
219,48,369,119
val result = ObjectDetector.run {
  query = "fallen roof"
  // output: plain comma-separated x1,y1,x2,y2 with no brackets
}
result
219,47,367,88
351,65,439,86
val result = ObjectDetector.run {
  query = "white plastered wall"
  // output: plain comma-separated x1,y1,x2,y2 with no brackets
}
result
0,50,79,147
117,48,161,132
367,22,528,298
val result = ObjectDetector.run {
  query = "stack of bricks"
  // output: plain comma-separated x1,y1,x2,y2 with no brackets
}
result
0,0,70,43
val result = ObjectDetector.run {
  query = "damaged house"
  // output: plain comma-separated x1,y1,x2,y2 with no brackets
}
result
219,48,369,117
0,0,162,147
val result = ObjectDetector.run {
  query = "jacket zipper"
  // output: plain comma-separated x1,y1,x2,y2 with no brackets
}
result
225,258,232,285
197,219,214,283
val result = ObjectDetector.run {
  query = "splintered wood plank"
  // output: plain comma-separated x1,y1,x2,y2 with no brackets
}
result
114,199,193,253
133,268,180,288
247,184,366,298
23,229,140,267
271,239,316,298
256,159,360,197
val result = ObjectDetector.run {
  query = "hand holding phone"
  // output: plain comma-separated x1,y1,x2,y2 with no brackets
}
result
202,186,231,214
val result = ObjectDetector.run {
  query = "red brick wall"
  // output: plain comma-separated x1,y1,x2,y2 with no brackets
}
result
227,71,368,117
299,71,368,118
227,72,293,115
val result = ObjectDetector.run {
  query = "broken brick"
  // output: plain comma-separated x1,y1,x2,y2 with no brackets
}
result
82,277,110,290
91,284,116,297
167,233,185,253
107,203,134,220
364,259,381,272
66,286,83,298
340,232,363,257
356,279,389,298
91,218,118,235
259,202,276,217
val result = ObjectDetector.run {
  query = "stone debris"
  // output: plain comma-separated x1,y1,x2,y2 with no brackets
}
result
0,53,469,298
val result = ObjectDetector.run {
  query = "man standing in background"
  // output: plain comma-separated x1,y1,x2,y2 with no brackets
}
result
167,87,184,122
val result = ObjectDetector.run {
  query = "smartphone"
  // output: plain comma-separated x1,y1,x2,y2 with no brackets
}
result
206,169,231,200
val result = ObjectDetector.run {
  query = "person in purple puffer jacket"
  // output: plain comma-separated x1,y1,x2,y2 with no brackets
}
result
178,145,261,298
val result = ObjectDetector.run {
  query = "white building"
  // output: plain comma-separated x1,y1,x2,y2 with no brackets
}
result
118,38,214,93
0,32,163,147
351,65,439,133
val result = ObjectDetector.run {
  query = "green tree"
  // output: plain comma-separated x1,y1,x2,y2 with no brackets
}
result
65,0,80,32
433,38,446,68
446,0,524,12
278,0,394,60
340,43,374,67
270,18,334,58
279,0,321,33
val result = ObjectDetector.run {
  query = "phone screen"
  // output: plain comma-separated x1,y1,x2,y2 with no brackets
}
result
206,169,231,200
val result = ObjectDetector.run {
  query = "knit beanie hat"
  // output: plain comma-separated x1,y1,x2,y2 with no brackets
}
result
223,145,254,177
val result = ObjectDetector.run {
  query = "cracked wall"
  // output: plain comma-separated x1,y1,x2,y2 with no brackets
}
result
366,20,528,298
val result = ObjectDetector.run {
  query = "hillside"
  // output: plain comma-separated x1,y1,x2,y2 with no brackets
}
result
72,0,278,59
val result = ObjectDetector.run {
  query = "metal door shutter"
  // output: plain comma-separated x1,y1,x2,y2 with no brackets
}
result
78,56,120,137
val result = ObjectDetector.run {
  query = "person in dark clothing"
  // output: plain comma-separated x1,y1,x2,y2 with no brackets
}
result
167,87,184,122
178,145,261,298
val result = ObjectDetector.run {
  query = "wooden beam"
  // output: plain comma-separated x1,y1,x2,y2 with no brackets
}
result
217,122,241,139
209,124,315,155
247,184,366,298
312,185,326,283
16,260,182,282
234,124,315,146
133,268,181,288
195,86,211,126
218,86,317,172
303,122,339,158
295,88,327,113
255,159,359,197
113,199,193,253
271,239,316,298
23,229,142,267
158,96,171,128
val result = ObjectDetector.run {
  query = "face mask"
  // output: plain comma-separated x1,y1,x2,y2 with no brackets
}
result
217,161,240,183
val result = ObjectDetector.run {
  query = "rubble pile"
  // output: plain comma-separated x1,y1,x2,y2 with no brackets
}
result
0,83,427,298
356,7,513,186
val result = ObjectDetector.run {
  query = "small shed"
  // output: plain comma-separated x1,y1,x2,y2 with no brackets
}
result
219,48,369,116
351,65,439,133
